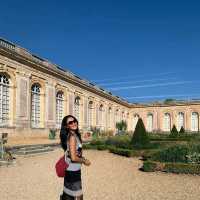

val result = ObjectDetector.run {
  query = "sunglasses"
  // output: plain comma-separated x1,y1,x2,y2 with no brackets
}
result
67,119,77,125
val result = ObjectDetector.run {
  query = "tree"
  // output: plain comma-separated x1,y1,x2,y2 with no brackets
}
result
121,120,127,131
164,99,175,104
169,124,179,138
116,120,127,133
179,126,185,134
131,118,150,148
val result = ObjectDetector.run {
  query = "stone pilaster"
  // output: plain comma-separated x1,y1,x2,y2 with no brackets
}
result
83,97,88,130
68,90,74,116
15,71,31,128
45,81,56,128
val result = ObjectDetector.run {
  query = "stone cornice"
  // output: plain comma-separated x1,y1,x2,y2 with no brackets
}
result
0,38,131,108
130,102,200,109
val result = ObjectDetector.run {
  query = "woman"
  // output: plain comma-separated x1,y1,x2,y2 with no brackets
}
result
60,115,91,200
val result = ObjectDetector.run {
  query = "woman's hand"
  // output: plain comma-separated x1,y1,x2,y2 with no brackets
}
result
83,158,91,166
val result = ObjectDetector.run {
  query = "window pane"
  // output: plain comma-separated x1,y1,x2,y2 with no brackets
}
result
0,75,9,123
31,84,41,127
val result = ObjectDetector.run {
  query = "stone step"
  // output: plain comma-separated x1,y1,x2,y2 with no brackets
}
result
6,142,60,152
16,151,53,158
19,145,45,151
0,160,16,166
15,147,54,155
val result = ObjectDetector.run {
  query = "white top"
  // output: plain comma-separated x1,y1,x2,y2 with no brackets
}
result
66,133,82,171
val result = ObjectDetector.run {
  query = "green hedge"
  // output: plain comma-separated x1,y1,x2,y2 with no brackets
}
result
141,149,161,160
164,163,200,174
150,137,192,141
82,144,98,149
108,148,160,158
108,147,134,157
105,135,132,149
142,160,200,175
151,143,200,163
150,133,200,142
97,145,108,150
90,139,106,146
143,161,157,172
82,144,109,150
132,142,161,150
151,145,190,163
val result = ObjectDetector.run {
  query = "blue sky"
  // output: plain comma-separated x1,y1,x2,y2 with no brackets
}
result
1,0,200,103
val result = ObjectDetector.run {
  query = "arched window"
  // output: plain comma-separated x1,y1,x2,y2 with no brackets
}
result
122,111,125,120
133,114,139,131
127,112,129,119
88,101,93,128
0,74,9,123
163,113,171,131
74,96,80,122
115,109,120,123
56,91,64,126
191,112,199,132
177,112,184,131
147,113,153,132
31,83,41,127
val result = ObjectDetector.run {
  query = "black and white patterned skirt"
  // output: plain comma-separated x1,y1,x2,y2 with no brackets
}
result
61,169,83,200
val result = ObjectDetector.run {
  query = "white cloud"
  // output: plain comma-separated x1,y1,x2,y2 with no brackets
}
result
99,77,177,86
125,93,200,99
91,72,175,83
108,81,196,91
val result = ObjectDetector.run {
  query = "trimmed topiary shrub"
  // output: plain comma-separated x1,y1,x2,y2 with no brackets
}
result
131,118,150,148
179,126,185,134
169,125,179,138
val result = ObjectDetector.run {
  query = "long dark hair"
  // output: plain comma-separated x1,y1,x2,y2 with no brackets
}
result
59,115,82,151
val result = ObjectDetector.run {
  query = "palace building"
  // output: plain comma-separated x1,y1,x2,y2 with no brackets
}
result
0,38,200,138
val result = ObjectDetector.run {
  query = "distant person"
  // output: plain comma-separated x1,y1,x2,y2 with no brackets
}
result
59,115,91,200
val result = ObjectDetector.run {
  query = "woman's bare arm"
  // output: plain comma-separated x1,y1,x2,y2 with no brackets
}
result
69,134,86,164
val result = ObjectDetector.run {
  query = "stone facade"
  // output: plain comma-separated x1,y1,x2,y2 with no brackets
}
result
0,38,200,138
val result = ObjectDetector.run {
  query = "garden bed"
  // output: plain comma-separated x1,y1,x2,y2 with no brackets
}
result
142,160,200,175
86,132,200,175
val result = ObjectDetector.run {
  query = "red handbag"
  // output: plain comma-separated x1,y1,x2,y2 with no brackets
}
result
55,152,69,178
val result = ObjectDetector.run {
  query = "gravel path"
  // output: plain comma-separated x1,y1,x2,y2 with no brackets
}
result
0,149,200,200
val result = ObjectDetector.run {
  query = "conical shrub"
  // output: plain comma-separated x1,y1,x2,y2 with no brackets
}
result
179,126,185,134
169,124,179,138
131,118,150,148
